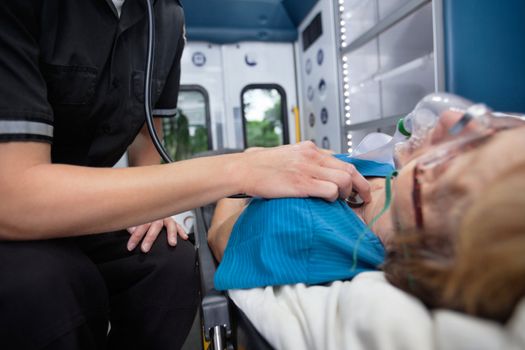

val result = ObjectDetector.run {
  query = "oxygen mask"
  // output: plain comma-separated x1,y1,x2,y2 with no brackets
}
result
352,93,520,169
393,93,493,168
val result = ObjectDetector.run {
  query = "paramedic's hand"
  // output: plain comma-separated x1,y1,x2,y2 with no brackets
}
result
126,217,188,253
240,141,371,202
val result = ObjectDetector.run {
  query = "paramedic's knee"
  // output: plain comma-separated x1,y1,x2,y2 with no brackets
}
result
0,240,108,346
158,238,199,344
126,233,198,348
152,235,198,308
127,228,198,313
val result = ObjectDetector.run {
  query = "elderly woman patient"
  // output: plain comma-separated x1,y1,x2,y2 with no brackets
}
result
208,93,525,322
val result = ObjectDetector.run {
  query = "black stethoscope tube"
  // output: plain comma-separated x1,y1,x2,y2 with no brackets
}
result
144,0,174,164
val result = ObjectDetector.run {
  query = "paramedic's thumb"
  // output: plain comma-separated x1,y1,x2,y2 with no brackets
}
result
346,163,372,204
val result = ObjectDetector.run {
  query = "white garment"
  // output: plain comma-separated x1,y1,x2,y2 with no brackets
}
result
229,272,525,350
112,0,125,17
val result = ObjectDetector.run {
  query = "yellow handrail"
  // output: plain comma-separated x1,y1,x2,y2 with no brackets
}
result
293,106,301,143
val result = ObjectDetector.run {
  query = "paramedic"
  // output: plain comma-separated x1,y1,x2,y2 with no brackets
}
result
0,1,370,349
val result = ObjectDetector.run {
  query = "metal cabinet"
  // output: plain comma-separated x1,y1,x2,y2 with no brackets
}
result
337,0,437,152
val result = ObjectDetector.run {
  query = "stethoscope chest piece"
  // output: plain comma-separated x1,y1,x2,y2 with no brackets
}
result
345,190,364,208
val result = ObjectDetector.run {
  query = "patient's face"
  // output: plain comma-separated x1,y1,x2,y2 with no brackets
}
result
391,114,525,234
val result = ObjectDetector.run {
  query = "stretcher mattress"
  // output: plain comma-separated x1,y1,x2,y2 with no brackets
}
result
229,272,525,350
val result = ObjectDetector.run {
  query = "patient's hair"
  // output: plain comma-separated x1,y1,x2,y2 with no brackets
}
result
384,166,525,322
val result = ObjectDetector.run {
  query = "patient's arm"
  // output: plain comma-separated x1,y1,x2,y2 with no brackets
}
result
208,198,248,261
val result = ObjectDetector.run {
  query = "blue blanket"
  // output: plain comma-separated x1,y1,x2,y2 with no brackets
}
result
214,156,394,290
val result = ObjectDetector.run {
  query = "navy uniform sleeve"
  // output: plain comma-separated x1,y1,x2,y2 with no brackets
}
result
152,24,186,118
0,2,54,142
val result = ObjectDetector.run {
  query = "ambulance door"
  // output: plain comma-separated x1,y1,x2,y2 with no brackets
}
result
221,42,298,149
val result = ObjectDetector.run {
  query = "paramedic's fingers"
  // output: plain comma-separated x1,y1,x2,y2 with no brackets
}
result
126,218,187,253
166,219,189,246
177,222,189,240
305,179,339,202
127,220,161,252
346,164,372,204
127,223,151,251
319,154,372,203
165,218,178,247
302,162,354,200
139,219,164,253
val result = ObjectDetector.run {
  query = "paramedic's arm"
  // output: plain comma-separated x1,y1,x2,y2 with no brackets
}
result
208,198,249,261
0,2,370,240
0,141,370,240
127,119,164,168
125,119,189,252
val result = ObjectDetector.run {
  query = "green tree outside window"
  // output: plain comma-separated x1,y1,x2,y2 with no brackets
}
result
243,88,285,148
162,90,210,161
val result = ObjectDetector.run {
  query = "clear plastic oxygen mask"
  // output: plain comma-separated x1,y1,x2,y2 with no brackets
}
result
352,93,472,166
393,93,494,168
351,92,492,169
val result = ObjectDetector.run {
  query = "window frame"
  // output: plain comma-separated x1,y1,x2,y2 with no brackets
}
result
240,84,289,149
177,84,213,151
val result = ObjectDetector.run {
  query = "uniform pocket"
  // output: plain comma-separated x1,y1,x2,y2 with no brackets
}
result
42,64,98,105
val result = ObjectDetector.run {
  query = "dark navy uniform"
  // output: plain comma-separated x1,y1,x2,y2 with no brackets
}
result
0,1,197,349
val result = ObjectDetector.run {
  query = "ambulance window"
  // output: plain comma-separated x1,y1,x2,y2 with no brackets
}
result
241,85,288,148
163,86,212,161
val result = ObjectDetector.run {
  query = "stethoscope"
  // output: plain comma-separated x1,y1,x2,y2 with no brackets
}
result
143,0,173,163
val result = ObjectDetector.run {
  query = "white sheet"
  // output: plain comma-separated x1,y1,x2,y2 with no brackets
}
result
229,272,525,350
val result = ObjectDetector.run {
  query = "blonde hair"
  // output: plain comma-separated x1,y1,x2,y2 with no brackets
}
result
384,166,525,322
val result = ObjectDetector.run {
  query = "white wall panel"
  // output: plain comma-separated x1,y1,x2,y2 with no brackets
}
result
297,0,342,152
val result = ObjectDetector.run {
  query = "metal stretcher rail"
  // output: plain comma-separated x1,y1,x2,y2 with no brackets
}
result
194,206,233,350
191,149,275,350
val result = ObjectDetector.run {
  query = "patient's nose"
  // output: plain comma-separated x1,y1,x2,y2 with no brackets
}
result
430,110,480,144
